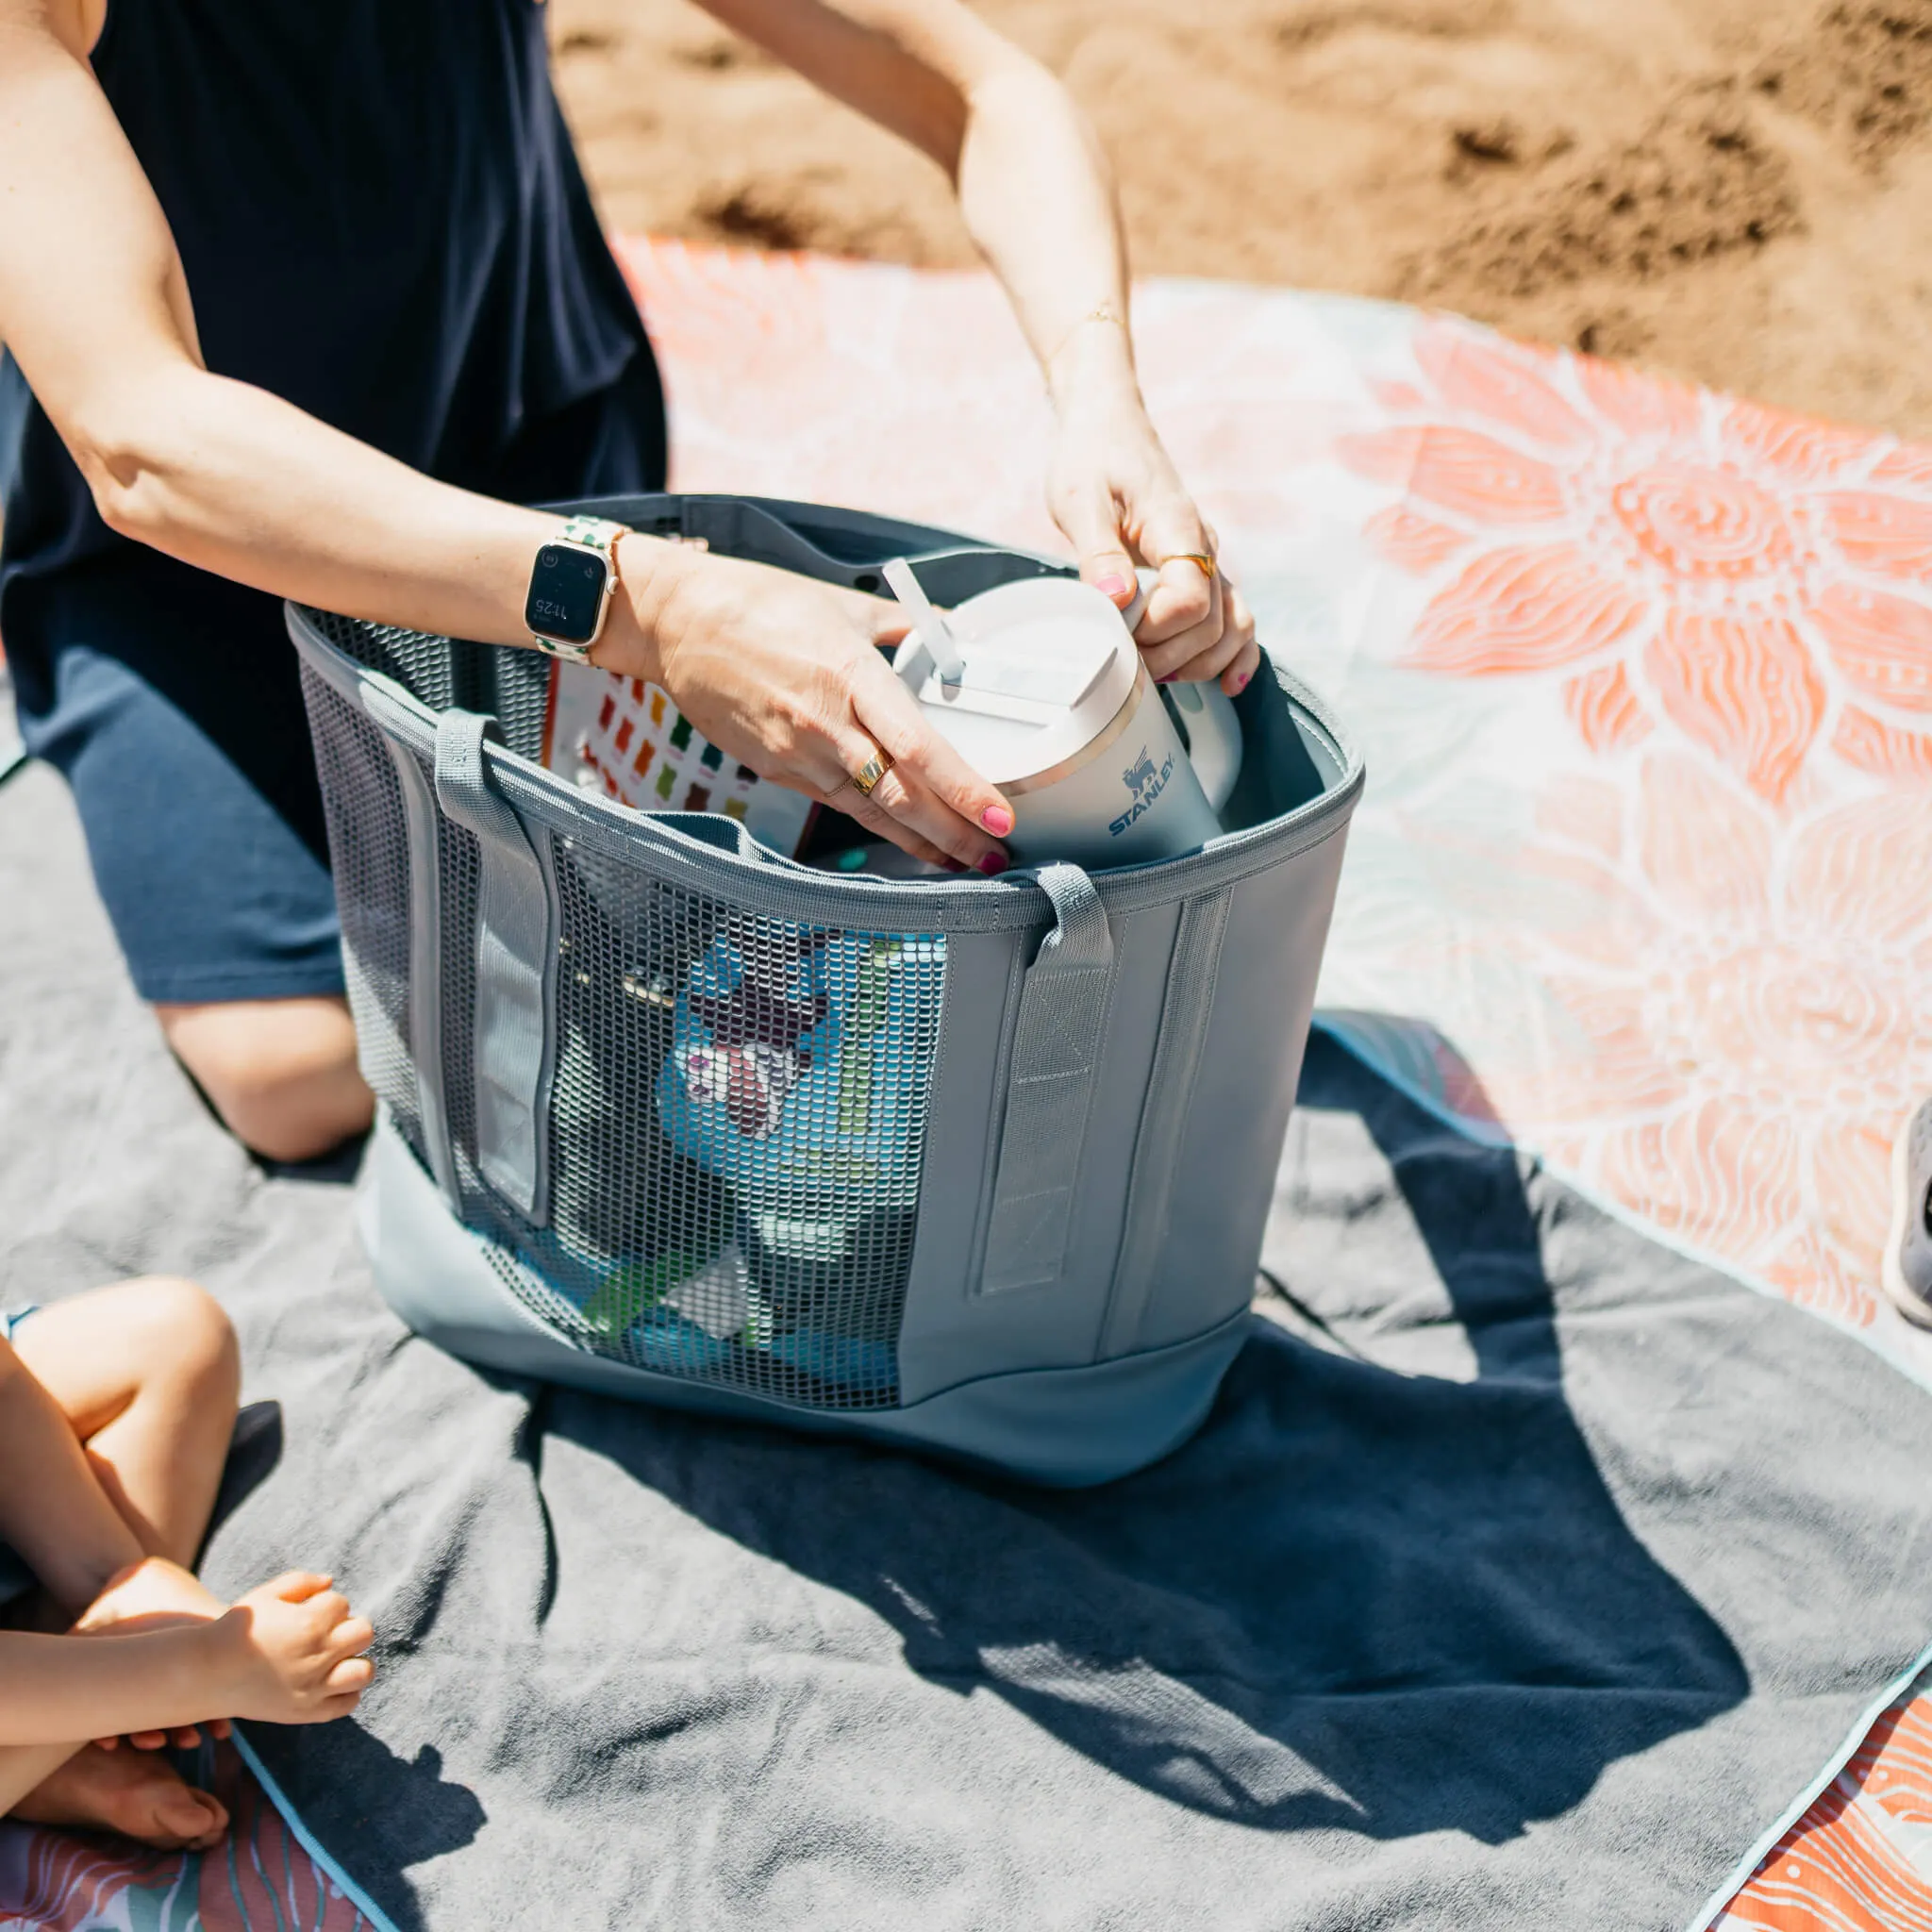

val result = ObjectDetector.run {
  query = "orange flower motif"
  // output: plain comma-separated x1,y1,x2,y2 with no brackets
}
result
1461,751,1932,1328
1348,318,1932,807
1408,545,1648,676
1811,583,1932,714
1563,662,1653,754
1642,609,1824,805
1834,705,1932,781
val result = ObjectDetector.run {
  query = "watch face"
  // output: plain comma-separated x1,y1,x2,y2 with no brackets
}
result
525,543,609,645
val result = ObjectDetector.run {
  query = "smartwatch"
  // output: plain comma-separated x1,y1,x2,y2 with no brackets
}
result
525,514,631,663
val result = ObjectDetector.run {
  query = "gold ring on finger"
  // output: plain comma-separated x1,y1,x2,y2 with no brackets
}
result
1167,553,1217,577
850,745,894,797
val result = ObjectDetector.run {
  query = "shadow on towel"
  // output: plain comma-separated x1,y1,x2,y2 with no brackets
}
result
545,1030,1748,1847
230,1726,486,1932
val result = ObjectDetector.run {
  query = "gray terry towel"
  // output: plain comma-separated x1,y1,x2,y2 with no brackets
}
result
2,759,1928,1931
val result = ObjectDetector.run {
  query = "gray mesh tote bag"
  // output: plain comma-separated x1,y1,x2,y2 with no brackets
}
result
291,493,1362,1485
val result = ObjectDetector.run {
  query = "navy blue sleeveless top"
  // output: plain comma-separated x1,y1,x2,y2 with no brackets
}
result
0,0,664,714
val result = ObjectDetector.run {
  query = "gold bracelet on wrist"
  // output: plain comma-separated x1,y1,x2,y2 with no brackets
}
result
1045,300,1130,373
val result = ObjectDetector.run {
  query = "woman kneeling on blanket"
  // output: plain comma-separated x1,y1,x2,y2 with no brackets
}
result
0,1282,373,1845
0,0,1257,1162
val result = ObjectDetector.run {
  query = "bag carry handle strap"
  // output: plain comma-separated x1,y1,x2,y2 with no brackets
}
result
433,709,555,1224
565,491,1074,607
981,863,1116,1294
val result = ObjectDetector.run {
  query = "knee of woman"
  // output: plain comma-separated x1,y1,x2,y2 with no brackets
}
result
157,999,374,1162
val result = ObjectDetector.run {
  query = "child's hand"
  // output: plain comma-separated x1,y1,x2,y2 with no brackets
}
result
214,1572,375,1725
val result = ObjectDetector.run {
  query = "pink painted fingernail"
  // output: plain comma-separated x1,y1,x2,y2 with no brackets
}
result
1095,575,1131,602
1157,673,1176,686
981,805,1014,836
977,851,1009,877
1235,671,1250,691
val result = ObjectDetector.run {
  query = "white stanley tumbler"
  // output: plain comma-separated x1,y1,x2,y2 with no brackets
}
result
886,569,1242,871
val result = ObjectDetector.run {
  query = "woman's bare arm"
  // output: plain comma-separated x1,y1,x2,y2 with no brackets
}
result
695,0,1258,691
0,0,1015,866
0,0,576,647
692,0,1124,388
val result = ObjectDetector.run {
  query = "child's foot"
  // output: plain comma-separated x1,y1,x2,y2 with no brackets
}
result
10,1743,228,1849
75,1555,225,1636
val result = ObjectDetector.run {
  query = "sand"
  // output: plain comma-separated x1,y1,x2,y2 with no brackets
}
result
549,0,1932,441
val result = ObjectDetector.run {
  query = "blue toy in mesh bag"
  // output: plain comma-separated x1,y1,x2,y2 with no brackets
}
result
642,922,944,1392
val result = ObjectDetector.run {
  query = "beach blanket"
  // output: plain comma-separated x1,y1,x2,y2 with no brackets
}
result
0,758,1929,1930
2,242,1930,1926
610,240,1932,1929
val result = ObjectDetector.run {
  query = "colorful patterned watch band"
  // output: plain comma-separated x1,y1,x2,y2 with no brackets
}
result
530,516,631,663
559,514,627,554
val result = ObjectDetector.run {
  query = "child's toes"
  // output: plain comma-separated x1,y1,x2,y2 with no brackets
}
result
117,1762,225,1848
151,1785,227,1848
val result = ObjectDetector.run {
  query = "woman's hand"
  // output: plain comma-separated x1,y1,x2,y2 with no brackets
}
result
1045,327,1259,697
599,541,1015,874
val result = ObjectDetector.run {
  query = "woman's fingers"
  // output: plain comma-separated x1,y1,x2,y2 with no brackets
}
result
1127,480,1221,647
1152,579,1258,689
1122,490,1256,686
1057,475,1139,608
707,692,979,874
832,778,983,874
1135,556,1221,658
844,654,1012,870
827,753,1008,874
1215,585,1261,695
630,552,1015,873
1047,406,1260,687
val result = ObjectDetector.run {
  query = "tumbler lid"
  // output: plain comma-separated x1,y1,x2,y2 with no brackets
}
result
891,577,1140,786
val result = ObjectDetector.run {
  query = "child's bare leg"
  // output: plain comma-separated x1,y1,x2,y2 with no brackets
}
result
10,1277,241,1572
0,1329,149,1614
0,1279,240,1846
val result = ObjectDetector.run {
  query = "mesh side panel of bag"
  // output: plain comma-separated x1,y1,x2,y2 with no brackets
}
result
301,611,458,716
297,612,551,761
301,625,951,1410
489,649,553,762
429,823,946,1412
298,666,425,1162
